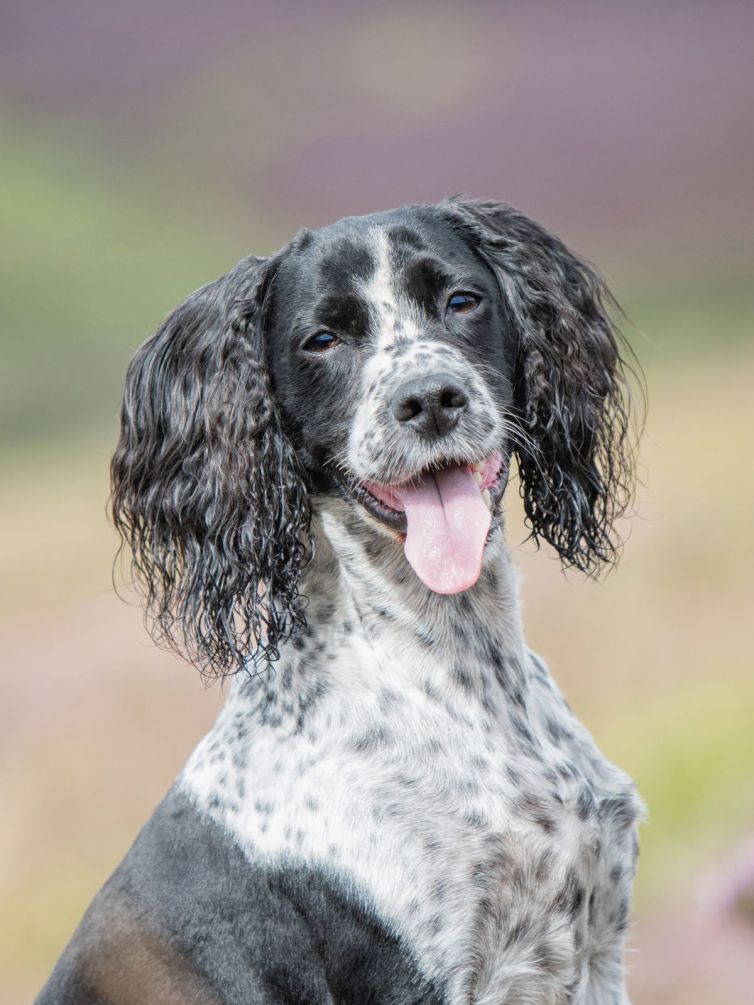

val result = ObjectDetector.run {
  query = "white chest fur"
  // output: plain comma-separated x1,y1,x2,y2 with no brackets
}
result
181,532,641,1004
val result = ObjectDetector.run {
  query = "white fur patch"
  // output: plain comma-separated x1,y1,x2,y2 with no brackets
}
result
363,228,423,346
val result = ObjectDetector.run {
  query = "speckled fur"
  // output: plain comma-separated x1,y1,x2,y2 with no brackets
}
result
44,201,643,1005
183,502,641,1003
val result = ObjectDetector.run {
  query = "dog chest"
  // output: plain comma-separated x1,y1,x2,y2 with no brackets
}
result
182,644,640,1002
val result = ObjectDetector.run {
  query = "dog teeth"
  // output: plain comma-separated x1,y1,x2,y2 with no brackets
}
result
481,489,492,510
472,471,484,487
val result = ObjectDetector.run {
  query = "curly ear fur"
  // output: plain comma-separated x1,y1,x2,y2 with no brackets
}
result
445,198,640,574
110,256,311,678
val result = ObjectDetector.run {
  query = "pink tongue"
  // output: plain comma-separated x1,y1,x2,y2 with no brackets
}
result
394,467,491,594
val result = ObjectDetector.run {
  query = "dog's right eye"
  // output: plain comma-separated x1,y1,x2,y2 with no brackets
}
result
447,292,479,314
304,332,340,353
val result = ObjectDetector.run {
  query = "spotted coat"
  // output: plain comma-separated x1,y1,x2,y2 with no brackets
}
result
183,507,642,1004
39,202,642,1005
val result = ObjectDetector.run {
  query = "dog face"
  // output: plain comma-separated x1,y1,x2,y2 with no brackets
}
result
263,208,517,595
111,199,637,674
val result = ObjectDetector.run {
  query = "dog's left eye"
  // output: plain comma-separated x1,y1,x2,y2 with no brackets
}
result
447,292,479,314
304,332,340,353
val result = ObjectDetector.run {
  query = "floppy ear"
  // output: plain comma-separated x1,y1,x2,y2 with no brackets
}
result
110,255,311,678
444,198,640,574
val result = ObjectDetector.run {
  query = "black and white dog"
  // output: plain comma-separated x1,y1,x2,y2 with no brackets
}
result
39,199,643,1004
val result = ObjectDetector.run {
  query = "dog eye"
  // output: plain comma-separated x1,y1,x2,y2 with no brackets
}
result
447,292,479,314
304,332,340,353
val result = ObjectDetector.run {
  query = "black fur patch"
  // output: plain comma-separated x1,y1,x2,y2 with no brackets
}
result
37,788,446,1005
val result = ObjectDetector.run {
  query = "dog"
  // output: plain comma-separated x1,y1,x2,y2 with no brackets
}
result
38,198,643,1004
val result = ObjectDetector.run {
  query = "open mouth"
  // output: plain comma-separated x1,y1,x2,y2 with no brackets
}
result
345,451,508,595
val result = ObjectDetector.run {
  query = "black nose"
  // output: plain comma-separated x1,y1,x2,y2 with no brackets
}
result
391,372,469,438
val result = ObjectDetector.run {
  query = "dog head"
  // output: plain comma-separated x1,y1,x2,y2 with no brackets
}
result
111,199,637,674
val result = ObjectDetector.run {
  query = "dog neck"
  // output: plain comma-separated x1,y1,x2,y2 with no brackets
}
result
271,496,531,704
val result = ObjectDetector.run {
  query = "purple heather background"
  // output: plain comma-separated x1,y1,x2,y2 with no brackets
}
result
4,1,753,261
1,2,753,1001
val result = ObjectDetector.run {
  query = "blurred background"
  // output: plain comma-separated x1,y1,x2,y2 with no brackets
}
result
1,1,752,1001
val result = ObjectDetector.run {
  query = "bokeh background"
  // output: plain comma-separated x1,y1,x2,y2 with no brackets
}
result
2,1,752,1001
